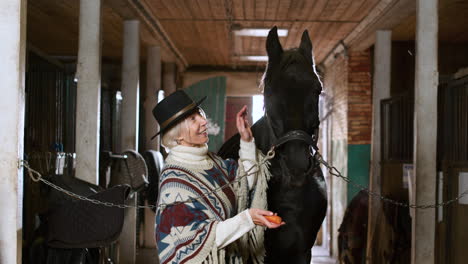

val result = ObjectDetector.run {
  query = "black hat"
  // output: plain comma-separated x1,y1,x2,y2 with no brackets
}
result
151,90,206,139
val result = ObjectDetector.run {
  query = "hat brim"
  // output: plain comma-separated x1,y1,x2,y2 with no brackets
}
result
151,96,206,140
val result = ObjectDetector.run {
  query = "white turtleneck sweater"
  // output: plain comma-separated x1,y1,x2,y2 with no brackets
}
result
166,139,258,249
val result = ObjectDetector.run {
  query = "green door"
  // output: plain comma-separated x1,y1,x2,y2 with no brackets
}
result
184,76,226,152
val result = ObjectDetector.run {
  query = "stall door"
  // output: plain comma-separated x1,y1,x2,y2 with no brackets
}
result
444,164,468,264
184,76,226,152
439,75,468,264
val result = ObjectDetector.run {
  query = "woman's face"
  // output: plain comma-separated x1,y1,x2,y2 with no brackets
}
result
178,110,208,147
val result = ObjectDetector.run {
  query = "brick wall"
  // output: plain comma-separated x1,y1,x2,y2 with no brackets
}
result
324,55,348,140
347,51,372,145
322,51,372,256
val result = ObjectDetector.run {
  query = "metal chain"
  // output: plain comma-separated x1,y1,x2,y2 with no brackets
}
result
22,161,132,209
314,152,468,209
20,149,276,210
21,147,468,210
155,151,274,210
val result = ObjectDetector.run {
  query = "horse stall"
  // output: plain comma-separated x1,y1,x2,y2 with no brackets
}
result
23,50,78,263
371,72,468,264
369,94,413,263
437,73,468,264
22,50,151,263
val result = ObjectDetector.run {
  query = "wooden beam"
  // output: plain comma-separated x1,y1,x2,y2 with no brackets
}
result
321,0,415,68
347,0,416,50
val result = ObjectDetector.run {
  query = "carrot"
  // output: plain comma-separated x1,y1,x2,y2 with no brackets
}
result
264,215,282,224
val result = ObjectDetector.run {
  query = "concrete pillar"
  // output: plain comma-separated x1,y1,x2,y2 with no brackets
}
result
119,19,140,264
141,46,161,251
141,47,161,252
145,46,161,151
120,20,140,152
0,0,26,263
75,0,102,184
366,30,391,263
163,62,177,96
412,0,438,263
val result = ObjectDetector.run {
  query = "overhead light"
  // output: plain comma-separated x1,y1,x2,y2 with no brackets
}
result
234,28,288,37
238,56,268,61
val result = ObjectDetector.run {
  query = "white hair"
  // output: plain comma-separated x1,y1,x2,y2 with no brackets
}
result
161,120,185,151
160,107,206,151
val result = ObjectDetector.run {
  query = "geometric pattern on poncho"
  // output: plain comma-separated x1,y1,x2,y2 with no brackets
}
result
156,155,240,264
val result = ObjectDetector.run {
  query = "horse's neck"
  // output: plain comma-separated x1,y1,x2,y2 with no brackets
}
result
252,116,274,154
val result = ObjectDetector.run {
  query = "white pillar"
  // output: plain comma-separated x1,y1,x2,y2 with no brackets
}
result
0,0,26,263
119,19,140,264
75,0,102,184
145,46,161,151
120,20,140,152
412,0,438,263
366,30,391,263
163,62,177,96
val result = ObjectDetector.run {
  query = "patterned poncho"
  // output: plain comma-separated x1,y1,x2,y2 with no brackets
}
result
155,144,270,264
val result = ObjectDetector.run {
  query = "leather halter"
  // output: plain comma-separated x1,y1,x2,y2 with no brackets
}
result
271,130,317,150
264,115,320,179
265,113,319,158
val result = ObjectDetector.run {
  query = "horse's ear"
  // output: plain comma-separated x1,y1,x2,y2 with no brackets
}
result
266,26,283,62
299,30,313,63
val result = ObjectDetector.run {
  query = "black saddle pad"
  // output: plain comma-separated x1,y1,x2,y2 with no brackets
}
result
47,176,130,248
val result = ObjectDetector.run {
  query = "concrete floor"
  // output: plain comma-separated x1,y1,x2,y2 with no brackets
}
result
311,246,337,264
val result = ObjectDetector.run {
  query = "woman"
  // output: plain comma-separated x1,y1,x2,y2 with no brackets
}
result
153,90,284,264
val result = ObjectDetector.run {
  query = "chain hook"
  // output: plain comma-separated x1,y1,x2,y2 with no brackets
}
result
22,160,42,182
266,146,276,159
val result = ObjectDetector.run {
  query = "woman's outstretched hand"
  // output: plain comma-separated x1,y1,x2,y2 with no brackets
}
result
236,105,253,142
249,208,285,229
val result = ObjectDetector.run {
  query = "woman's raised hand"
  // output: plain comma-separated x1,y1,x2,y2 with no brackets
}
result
236,105,253,142
248,208,285,229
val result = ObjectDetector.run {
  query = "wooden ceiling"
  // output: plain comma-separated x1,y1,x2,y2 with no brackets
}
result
144,0,379,67
26,0,468,71
393,0,468,43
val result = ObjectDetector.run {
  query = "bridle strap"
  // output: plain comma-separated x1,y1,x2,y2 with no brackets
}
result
264,113,319,157
272,130,315,149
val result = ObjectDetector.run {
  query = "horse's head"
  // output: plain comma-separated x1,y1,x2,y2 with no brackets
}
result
262,26,323,183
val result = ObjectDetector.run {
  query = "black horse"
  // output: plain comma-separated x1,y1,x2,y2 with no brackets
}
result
218,27,327,263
